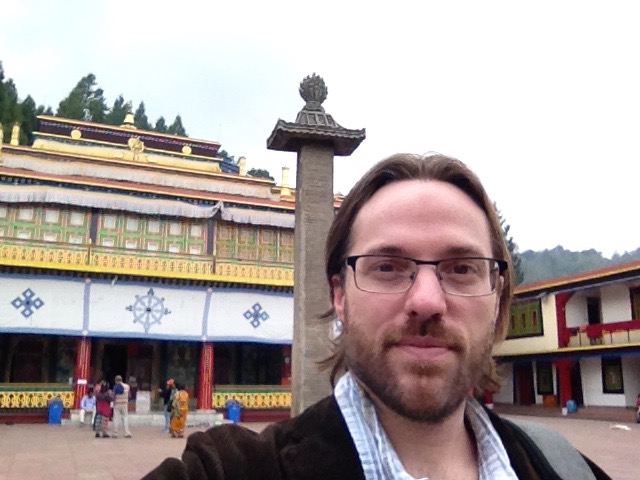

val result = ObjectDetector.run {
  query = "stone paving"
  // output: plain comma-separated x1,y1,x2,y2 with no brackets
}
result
0,415,637,479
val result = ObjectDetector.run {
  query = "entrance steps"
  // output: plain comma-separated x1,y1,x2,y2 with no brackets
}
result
66,409,226,427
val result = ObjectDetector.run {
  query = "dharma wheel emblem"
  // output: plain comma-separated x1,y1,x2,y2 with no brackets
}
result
126,288,171,333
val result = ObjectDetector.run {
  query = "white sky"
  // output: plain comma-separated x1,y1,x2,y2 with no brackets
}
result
2,1,639,257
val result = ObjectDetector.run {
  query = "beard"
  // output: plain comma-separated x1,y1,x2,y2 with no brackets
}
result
342,301,495,423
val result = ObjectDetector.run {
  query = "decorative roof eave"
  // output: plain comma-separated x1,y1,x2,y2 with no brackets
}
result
220,205,294,228
37,115,221,147
0,166,296,211
267,119,365,156
1,145,275,192
514,259,640,296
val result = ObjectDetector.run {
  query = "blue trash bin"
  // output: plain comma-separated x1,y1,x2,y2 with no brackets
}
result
225,399,241,423
47,396,63,424
566,399,577,413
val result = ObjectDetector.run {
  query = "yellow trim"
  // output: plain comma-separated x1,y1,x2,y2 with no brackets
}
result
0,244,294,286
497,341,640,358
212,391,291,409
0,391,74,408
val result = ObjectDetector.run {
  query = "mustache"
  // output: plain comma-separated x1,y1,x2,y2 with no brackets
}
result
381,319,463,351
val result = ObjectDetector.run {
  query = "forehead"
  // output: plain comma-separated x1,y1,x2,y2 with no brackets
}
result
350,179,493,256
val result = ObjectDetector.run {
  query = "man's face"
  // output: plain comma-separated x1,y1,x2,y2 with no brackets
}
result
332,179,501,423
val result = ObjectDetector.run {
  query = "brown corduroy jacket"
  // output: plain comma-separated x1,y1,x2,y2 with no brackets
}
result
143,396,610,480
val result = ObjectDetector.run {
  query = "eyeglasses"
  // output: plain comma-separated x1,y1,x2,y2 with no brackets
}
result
345,255,508,296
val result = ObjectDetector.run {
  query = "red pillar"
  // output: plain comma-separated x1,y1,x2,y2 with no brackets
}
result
73,337,92,409
554,359,573,408
555,292,574,348
197,342,214,410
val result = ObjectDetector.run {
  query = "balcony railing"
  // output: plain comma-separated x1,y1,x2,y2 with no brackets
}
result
0,238,293,285
565,319,640,348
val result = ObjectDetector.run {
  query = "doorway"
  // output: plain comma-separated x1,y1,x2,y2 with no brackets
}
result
514,362,535,406
102,344,127,387
570,361,584,407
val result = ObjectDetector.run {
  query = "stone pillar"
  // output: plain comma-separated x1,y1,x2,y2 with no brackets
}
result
73,337,92,409
197,342,214,409
267,74,365,415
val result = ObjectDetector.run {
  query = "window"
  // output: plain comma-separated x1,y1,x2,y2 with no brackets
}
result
147,241,160,251
16,230,31,239
102,237,115,247
0,205,7,218
602,357,624,394
125,239,137,249
507,300,543,339
190,224,203,238
125,217,139,232
18,207,33,221
43,232,57,242
103,215,116,229
188,245,202,255
169,222,182,235
70,211,85,226
68,234,84,244
148,220,161,234
168,244,181,253
536,361,554,395
44,209,60,223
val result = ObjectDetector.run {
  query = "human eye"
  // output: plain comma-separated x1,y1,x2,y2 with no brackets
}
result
363,256,411,277
440,258,483,279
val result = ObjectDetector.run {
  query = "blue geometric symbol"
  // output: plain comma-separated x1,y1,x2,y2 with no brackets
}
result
11,288,45,318
244,303,269,329
126,288,171,333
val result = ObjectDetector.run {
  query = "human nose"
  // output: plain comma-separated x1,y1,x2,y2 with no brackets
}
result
404,265,447,317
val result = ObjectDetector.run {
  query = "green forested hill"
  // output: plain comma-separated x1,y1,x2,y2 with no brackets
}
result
520,246,640,284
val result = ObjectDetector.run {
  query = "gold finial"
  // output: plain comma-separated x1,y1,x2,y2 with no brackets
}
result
280,166,291,197
122,102,136,129
10,123,20,146
238,156,247,176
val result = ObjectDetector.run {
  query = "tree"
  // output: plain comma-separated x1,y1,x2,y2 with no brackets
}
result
105,95,128,125
57,73,108,122
133,102,151,130
167,115,187,136
495,204,524,285
0,77,22,143
218,149,235,162
19,95,38,144
247,168,274,181
155,116,168,133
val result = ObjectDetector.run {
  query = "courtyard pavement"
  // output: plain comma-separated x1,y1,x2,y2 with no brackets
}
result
0,414,637,479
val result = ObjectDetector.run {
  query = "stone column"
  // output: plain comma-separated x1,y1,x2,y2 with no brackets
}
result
267,74,365,415
73,337,92,409
197,342,214,409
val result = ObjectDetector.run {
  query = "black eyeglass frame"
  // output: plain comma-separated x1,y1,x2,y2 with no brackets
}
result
345,254,509,296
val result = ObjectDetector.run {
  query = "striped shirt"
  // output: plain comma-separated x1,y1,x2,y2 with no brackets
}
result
334,372,518,480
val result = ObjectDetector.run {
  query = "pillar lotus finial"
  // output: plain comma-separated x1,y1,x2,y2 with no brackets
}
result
299,73,327,112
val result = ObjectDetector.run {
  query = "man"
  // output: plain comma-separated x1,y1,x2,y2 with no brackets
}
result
112,374,132,438
78,387,96,428
144,153,609,479
158,379,175,433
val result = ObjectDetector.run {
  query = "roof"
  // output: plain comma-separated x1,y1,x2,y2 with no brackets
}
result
514,258,640,296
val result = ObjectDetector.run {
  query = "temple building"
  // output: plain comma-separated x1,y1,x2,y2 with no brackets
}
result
493,260,640,411
0,114,327,421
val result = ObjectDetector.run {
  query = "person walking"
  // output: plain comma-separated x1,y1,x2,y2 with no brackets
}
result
112,374,132,438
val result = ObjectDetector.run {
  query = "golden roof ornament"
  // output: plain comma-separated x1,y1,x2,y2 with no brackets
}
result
122,102,136,129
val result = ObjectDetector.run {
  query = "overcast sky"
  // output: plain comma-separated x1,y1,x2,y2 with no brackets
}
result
2,1,639,257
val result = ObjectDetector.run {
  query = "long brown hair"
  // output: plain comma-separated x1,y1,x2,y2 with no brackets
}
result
320,153,513,393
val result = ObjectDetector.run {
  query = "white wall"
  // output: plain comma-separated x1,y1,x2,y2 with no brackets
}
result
565,291,590,328
494,363,513,403
601,285,632,323
580,357,627,407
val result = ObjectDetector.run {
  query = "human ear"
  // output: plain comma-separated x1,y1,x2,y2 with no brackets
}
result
331,274,345,321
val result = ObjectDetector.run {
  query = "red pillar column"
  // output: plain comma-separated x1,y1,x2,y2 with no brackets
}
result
555,292,574,348
554,359,573,408
197,342,214,410
73,337,92,409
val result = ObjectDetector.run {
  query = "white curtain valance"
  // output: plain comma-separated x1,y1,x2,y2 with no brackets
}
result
220,205,294,228
0,185,222,218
